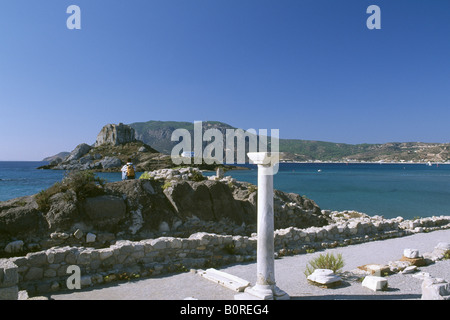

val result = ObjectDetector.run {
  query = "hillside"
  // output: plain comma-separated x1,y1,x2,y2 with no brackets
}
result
129,120,450,163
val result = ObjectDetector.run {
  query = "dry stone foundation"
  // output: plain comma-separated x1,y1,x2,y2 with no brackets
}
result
0,260,19,300
1,213,449,297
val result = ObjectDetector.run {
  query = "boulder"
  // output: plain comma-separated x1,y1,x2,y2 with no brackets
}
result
82,195,127,230
104,179,177,232
421,276,450,300
4,241,24,254
0,198,46,237
45,191,80,231
164,180,248,224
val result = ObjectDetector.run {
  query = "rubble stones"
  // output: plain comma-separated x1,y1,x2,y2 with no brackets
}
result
422,276,450,300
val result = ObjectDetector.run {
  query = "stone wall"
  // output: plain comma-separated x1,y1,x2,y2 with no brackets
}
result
0,260,19,300
4,214,450,297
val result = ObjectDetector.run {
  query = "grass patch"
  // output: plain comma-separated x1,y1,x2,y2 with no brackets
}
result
304,253,345,278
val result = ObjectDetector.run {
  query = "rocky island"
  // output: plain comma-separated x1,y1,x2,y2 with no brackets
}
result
39,123,244,172
38,123,173,172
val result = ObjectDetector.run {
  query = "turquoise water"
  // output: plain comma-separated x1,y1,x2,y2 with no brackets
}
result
0,162,137,202
1,162,449,219
223,163,450,219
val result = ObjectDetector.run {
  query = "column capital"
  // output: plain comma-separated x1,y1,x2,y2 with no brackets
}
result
247,152,279,166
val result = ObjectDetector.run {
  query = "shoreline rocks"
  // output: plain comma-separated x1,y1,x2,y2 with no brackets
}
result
0,168,325,257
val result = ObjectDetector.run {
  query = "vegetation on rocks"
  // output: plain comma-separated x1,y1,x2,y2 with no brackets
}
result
35,171,105,212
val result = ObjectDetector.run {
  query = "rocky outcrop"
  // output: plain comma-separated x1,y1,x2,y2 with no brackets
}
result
82,195,127,231
41,141,165,172
42,152,70,164
163,180,250,225
0,168,327,257
65,143,92,162
95,123,136,147
0,196,47,238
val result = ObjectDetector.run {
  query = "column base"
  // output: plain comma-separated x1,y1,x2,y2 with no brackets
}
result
234,284,290,300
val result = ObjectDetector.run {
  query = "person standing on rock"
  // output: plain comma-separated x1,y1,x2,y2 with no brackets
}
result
121,158,136,180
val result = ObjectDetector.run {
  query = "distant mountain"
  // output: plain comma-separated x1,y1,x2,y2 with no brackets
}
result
129,120,450,163
130,120,236,155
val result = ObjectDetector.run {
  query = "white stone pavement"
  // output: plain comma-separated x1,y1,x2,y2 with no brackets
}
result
50,229,450,300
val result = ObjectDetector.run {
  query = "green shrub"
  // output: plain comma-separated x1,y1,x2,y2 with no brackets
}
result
35,182,65,212
190,170,206,182
444,251,450,260
247,184,257,193
35,170,106,212
139,171,153,180
304,253,345,277
162,181,172,190
62,170,106,199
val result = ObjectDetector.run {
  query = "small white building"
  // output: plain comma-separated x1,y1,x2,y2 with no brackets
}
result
181,151,195,158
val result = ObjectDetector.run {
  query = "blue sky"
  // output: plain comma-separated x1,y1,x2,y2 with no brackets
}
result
1,0,449,160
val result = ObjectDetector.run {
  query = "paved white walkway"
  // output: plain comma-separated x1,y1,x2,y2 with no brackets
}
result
51,229,450,300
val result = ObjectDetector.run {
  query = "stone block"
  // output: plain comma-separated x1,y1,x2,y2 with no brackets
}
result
403,248,420,259
0,286,19,300
358,264,390,276
401,266,418,274
362,276,388,291
0,260,18,288
151,238,167,250
26,252,47,267
73,228,84,239
307,269,342,287
86,233,97,243
24,267,44,281
197,268,250,292
400,255,427,267
98,248,114,260
422,277,450,300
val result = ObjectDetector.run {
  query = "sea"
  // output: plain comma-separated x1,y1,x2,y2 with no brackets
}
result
1,161,450,220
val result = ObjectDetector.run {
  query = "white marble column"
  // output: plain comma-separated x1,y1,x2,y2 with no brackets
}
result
235,152,289,300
